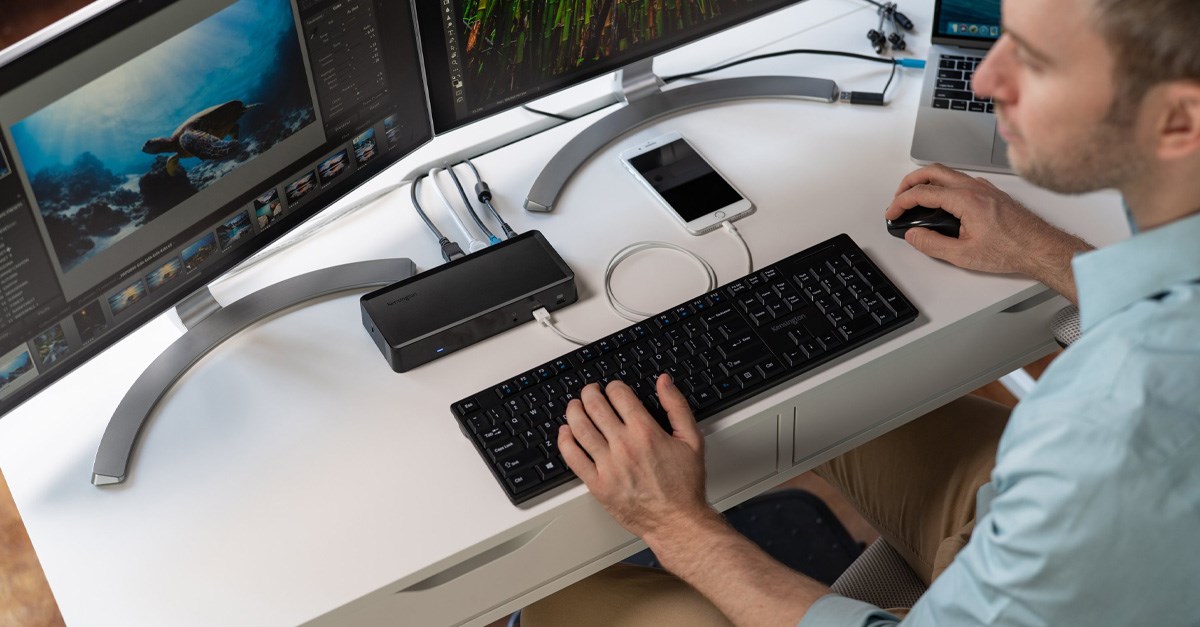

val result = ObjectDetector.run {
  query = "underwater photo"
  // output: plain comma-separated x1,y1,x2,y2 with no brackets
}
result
11,0,316,274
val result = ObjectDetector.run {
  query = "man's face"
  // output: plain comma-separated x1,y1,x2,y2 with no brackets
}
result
972,0,1141,193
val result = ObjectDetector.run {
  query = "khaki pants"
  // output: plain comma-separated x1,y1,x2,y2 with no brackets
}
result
522,396,1011,627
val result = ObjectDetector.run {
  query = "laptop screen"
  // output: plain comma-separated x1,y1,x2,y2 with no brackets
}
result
934,0,1002,43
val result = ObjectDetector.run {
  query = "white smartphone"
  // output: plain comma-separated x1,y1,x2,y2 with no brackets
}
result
620,132,755,235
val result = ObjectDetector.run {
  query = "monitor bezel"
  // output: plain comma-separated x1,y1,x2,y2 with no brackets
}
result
0,0,434,418
415,0,809,134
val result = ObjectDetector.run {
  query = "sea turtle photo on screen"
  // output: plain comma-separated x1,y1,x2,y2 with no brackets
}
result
142,100,260,176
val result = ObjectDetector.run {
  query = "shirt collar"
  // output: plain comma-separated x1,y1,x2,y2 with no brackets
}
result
1073,210,1200,331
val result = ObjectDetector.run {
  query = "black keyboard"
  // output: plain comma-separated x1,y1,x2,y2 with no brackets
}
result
450,234,918,504
932,54,994,114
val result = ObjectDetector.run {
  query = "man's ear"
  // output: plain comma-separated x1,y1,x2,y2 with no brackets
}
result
1154,81,1200,162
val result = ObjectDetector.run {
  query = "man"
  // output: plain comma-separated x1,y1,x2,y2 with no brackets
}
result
523,0,1200,624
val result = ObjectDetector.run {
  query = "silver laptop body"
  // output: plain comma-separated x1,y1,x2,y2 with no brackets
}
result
910,0,1012,173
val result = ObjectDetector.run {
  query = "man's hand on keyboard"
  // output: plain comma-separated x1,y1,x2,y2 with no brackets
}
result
558,375,718,539
887,164,1091,302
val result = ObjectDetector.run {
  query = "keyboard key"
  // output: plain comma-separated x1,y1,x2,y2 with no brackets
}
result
478,426,507,445
855,265,883,287
537,458,567,480
702,306,738,329
495,382,518,398
969,102,986,112
733,368,762,387
690,387,719,409
799,340,824,359
506,469,541,494
487,439,523,462
838,316,878,341
937,69,963,80
757,358,783,379
712,378,742,398
950,100,968,111
936,88,974,101
466,413,493,434
454,398,481,415
932,99,950,109
937,78,966,90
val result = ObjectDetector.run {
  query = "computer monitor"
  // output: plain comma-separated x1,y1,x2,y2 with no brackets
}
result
416,0,806,134
0,0,432,420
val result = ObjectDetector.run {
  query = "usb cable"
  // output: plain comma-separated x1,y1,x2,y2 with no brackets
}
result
410,175,464,262
428,167,488,253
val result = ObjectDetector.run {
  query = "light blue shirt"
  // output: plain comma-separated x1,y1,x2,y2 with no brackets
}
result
801,210,1200,626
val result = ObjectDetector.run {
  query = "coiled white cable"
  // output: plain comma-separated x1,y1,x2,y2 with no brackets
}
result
604,221,753,323
604,241,719,322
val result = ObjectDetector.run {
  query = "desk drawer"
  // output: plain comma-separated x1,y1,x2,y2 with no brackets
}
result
308,414,779,626
791,292,1065,466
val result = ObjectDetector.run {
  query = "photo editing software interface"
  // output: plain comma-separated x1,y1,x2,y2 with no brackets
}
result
416,0,802,132
0,0,431,416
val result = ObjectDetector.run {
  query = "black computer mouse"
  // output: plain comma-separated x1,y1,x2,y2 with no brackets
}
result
886,206,961,238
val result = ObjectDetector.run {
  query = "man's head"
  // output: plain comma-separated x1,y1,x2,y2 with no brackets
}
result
972,0,1200,197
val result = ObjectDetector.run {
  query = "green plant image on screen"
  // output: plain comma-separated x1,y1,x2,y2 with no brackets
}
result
457,0,788,107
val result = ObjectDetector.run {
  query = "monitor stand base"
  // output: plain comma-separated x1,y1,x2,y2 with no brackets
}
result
91,258,416,486
524,72,839,213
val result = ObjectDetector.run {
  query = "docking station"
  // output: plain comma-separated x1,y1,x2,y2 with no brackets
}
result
361,231,577,372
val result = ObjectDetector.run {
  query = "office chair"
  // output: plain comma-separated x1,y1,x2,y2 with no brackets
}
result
829,304,1081,609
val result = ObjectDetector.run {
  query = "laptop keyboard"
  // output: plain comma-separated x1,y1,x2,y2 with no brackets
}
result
450,234,919,505
933,55,994,114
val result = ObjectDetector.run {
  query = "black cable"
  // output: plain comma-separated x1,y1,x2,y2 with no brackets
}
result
461,159,518,239
410,175,465,261
445,165,500,243
409,176,444,241
522,104,577,122
881,56,899,96
861,0,913,30
660,48,894,83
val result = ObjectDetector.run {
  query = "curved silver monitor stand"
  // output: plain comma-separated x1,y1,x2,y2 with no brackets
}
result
91,257,416,486
525,58,839,212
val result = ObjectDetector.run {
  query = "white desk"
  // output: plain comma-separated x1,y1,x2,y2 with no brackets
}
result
0,1,1129,625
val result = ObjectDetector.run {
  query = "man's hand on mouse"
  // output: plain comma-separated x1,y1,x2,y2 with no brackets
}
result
887,164,1092,301
558,376,720,542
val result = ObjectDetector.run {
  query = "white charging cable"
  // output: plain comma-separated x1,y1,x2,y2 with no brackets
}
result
605,241,718,322
428,167,487,253
722,220,754,276
532,307,589,346
532,220,754,345
603,220,754,323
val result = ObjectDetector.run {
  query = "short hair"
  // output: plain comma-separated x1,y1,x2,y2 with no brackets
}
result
1091,0,1200,121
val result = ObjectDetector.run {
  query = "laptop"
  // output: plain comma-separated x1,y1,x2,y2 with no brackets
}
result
910,0,1012,173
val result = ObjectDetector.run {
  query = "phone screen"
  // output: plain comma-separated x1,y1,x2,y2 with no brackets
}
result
627,139,744,222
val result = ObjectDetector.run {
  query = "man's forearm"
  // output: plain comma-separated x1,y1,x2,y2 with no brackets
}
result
1022,229,1092,304
645,511,832,626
